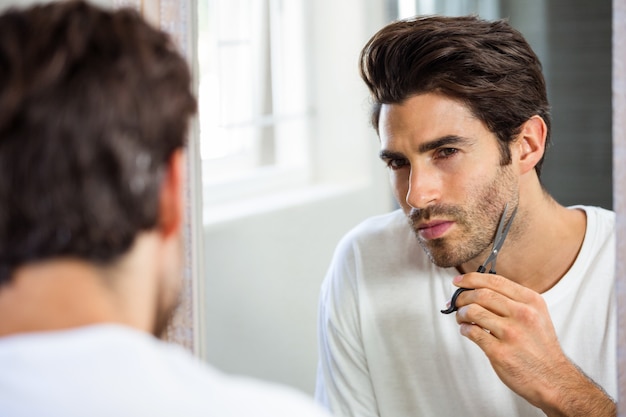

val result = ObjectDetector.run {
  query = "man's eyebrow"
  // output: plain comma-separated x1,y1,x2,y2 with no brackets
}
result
379,135,474,161
417,135,473,153
378,149,406,161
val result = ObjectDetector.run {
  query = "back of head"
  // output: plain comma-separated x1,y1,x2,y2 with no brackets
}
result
0,1,197,284
359,15,551,174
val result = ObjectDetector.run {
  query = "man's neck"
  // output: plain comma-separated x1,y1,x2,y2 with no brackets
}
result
0,260,121,337
459,194,587,294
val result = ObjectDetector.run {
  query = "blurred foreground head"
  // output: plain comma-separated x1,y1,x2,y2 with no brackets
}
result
0,0,197,285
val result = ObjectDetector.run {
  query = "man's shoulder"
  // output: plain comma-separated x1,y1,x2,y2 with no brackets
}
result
0,325,328,417
341,209,410,245
211,371,330,416
573,205,615,237
327,209,414,263
574,204,614,216
328,209,432,274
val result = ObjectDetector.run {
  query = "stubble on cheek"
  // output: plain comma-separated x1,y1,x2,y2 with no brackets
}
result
407,166,517,268
153,279,183,339
154,236,185,339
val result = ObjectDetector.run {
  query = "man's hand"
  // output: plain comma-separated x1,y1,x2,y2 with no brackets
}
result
452,272,616,417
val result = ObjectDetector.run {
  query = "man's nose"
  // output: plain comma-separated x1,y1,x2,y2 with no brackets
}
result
405,165,441,209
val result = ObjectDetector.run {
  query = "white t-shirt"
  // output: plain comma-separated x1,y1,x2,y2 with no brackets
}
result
0,324,330,417
316,206,616,417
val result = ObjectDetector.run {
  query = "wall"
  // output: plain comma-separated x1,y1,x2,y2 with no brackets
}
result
204,185,391,394
542,0,612,208
503,0,613,209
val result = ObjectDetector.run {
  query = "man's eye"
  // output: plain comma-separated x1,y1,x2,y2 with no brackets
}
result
386,159,409,170
436,148,458,158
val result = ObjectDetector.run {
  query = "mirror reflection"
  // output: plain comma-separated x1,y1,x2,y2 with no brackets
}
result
199,1,612,404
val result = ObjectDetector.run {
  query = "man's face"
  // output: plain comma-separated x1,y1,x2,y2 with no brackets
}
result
152,151,186,339
378,93,518,268
153,232,184,338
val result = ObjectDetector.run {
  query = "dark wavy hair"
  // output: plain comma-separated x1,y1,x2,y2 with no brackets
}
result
359,15,550,173
0,1,197,284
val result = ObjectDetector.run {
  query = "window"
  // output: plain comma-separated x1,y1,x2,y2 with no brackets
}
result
197,0,310,204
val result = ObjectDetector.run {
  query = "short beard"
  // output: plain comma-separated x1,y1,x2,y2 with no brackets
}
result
408,204,489,268
407,165,517,268
153,235,184,339
153,287,182,339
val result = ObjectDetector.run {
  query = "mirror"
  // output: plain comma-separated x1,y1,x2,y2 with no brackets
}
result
196,0,614,396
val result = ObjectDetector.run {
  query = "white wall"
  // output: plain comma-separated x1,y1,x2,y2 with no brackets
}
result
202,0,393,395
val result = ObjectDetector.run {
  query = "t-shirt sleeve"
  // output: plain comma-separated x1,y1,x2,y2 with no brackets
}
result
315,236,380,417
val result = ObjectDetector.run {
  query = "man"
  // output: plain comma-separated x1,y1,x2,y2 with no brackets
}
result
0,2,329,416
315,15,616,417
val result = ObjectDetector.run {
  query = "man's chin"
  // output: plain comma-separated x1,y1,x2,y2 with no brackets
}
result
427,254,462,268
153,297,181,339
418,239,475,269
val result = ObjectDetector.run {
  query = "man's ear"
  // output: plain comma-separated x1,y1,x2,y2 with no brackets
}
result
515,115,547,175
158,149,185,238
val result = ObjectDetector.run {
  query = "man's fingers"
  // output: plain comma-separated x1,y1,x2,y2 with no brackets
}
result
453,272,536,304
456,303,504,340
453,287,512,317
459,321,498,348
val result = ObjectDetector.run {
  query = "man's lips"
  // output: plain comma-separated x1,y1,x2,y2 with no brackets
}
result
416,221,454,240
